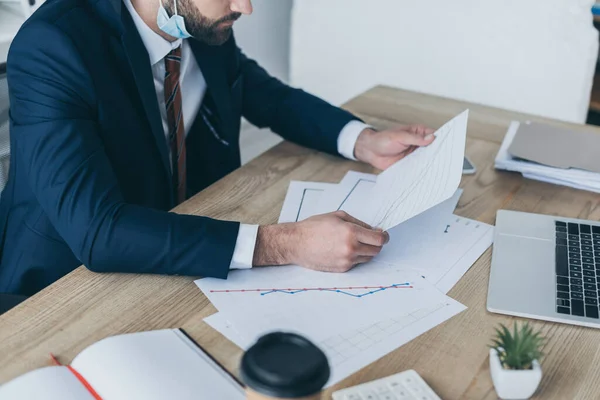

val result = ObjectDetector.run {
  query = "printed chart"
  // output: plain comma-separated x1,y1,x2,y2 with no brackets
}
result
278,181,335,223
205,299,467,387
197,265,449,344
319,300,466,385
209,283,412,298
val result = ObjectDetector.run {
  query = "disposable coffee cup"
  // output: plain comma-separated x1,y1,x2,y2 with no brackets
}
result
240,332,330,400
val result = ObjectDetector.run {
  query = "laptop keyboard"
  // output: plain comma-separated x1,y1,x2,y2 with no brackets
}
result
555,221,600,319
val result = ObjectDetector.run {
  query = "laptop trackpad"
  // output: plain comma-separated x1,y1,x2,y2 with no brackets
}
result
489,234,554,316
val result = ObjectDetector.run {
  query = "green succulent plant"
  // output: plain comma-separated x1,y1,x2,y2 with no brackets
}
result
490,322,545,370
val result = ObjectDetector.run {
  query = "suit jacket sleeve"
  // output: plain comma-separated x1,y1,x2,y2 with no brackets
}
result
235,45,360,156
7,22,238,279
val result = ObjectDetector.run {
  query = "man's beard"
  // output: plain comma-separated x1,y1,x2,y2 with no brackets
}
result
164,0,241,45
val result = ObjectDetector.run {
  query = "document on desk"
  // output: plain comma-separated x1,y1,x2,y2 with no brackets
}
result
380,213,494,294
495,121,600,193
368,110,468,230
205,299,466,387
195,264,449,345
315,171,377,216
278,181,336,223
316,111,468,230
288,172,463,226
279,174,490,293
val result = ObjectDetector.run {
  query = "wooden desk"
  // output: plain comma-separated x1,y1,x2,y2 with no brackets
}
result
2,86,600,399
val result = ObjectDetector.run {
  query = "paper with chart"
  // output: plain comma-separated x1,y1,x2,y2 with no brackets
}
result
283,107,469,227
195,264,448,344
367,110,468,230
280,175,489,293
285,172,461,223
315,171,377,216
318,111,468,230
314,170,461,225
205,299,466,387
278,181,335,223
380,214,494,293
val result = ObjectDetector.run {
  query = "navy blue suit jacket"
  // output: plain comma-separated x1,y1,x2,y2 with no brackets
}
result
0,0,358,295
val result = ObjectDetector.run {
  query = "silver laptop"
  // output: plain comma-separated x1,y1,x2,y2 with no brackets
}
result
488,210,600,328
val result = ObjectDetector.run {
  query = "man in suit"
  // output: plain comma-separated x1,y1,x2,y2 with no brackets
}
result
0,0,435,296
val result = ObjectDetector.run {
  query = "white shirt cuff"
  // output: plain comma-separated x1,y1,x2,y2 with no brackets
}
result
229,224,258,270
230,122,369,271
337,120,372,161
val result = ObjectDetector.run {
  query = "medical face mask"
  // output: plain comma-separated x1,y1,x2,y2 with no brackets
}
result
157,0,192,39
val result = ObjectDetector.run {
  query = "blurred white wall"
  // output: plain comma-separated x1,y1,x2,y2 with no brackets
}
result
234,0,293,82
290,0,599,123
234,0,293,162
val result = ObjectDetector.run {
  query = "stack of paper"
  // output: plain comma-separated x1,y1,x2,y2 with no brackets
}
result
318,110,469,231
279,174,494,295
495,121,600,193
195,111,494,386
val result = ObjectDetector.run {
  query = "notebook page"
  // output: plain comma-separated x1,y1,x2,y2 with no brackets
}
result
71,329,244,400
0,366,95,400
362,110,468,231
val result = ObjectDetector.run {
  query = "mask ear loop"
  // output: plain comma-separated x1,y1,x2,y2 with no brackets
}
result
158,0,178,16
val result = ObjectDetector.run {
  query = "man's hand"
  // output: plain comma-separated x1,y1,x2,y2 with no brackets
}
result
354,125,436,170
253,211,389,273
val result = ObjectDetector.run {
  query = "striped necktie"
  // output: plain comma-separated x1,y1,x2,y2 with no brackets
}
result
164,46,187,204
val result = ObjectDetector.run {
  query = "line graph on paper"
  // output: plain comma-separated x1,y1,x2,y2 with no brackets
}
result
209,283,413,298
296,188,325,222
197,268,452,349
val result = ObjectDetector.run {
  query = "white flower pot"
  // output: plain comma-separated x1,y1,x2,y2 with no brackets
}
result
489,348,542,400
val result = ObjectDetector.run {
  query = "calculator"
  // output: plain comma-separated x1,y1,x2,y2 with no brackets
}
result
332,369,441,400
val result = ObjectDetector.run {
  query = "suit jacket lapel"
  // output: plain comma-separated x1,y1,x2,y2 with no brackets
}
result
188,39,235,142
119,6,173,190
90,0,234,187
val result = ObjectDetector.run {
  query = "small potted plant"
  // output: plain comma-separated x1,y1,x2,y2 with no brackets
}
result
489,322,544,399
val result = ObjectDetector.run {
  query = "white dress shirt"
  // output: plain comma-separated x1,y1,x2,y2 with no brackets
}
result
123,0,368,269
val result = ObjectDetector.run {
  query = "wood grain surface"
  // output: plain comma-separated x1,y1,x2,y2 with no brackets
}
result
1,86,600,399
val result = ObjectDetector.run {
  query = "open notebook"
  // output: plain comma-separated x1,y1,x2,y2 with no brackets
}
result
0,329,245,400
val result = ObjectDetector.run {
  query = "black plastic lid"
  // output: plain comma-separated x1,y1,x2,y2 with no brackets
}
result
240,332,330,398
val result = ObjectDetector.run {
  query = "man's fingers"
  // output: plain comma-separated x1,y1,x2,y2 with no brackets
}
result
408,124,435,136
394,130,435,147
334,211,389,246
354,226,389,247
403,146,418,157
353,241,384,258
335,211,373,230
354,256,374,266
